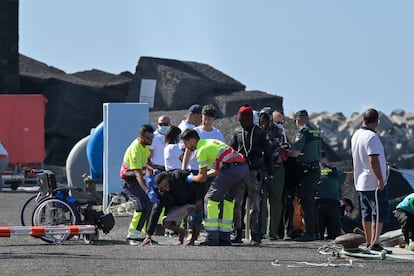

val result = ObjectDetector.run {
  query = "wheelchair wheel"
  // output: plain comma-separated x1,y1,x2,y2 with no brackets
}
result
32,197,78,244
21,195,39,226
83,228,99,244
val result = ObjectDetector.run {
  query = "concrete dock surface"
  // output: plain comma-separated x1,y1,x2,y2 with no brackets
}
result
0,189,413,275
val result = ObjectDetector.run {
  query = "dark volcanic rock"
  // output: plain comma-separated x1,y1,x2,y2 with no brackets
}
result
0,0,19,93
128,57,247,113
17,55,284,166
19,55,132,165
210,90,283,118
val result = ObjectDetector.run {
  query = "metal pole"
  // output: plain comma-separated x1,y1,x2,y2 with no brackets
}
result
245,197,251,240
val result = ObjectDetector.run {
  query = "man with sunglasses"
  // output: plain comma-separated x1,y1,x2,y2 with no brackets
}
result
120,124,157,245
150,115,171,171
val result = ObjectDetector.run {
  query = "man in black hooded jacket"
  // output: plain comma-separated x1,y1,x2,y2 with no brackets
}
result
230,105,274,245
142,169,206,246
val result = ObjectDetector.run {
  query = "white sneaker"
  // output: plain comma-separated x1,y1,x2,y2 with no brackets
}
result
127,239,141,246
127,228,146,240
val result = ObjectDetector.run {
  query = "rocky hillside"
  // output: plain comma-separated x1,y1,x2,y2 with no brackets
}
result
17,55,282,166
307,110,414,168
152,108,414,169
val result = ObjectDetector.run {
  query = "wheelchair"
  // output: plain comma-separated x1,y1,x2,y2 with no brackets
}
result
20,170,114,244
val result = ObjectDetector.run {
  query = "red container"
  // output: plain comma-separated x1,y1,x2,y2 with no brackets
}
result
0,94,47,165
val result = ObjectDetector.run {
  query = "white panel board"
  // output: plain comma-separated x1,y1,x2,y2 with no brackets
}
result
139,79,156,108
103,103,149,209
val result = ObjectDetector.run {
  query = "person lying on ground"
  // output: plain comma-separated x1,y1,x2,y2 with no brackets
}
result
142,169,205,246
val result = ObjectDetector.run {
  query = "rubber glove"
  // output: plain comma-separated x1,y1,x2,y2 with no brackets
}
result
147,175,155,190
146,189,160,204
185,173,195,183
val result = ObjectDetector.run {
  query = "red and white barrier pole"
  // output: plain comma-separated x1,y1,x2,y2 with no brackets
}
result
0,225,96,238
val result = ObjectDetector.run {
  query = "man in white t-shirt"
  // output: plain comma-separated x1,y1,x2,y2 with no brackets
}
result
194,104,225,142
150,115,170,171
178,104,202,172
178,104,202,132
351,108,390,253
182,105,225,171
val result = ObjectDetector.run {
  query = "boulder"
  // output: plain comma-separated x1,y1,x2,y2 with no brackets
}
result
127,56,247,111
306,110,414,169
209,90,283,117
17,55,284,166
19,55,132,165
0,0,19,93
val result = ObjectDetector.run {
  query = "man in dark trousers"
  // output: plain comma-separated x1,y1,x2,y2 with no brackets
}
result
230,105,274,246
394,193,414,247
315,150,348,240
258,107,290,241
181,129,248,246
120,124,156,245
142,169,206,246
288,110,321,241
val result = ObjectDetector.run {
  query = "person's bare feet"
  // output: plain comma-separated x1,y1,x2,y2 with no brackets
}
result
178,230,188,244
142,236,154,246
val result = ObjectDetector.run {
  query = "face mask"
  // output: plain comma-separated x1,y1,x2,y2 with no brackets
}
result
158,126,169,134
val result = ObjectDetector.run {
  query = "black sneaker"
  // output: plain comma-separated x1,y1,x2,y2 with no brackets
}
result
199,239,220,246
369,244,392,254
294,233,315,242
250,240,262,246
231,237,243,244
219,240,232,246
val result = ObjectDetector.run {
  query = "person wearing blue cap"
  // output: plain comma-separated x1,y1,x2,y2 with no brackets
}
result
178,104,203,132
179,104,203,174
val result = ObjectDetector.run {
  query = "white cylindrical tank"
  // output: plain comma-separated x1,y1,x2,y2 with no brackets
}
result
65,135,90,192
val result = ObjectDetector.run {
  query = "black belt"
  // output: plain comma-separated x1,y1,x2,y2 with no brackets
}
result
152,165,166,171
121,175,136,180
222,162,244,169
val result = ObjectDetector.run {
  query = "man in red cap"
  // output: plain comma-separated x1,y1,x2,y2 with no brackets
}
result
230,104,274,246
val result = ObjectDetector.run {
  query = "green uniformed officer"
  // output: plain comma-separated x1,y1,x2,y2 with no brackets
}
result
315,151,348,240
288,110,321,241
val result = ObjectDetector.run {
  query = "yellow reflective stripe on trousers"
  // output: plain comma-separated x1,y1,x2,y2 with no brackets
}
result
219,200,234,232
204,200,220,231
129,211,142,231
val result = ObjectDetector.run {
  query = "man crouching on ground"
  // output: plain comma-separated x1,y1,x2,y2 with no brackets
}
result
142,169,205,246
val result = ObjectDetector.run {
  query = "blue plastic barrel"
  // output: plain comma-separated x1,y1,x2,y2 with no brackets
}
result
86,122,104,180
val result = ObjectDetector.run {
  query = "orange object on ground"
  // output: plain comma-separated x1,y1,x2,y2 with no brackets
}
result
0,225,96,237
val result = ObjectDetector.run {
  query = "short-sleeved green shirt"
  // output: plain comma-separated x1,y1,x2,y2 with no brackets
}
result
120,139,150,177
293,123,321,163
196,139,228,170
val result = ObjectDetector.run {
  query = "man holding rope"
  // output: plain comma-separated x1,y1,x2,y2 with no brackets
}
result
351,108,391,253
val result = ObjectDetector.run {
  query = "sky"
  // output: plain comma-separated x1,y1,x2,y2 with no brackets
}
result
19,1,414,117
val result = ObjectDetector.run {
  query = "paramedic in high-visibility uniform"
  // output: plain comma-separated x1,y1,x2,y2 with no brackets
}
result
120,124,156,245
181,128,249,246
